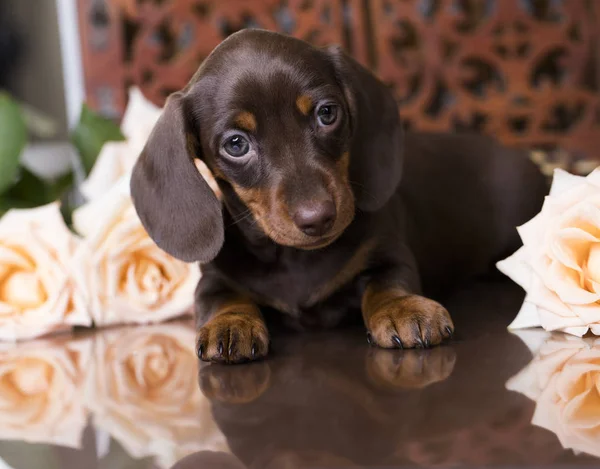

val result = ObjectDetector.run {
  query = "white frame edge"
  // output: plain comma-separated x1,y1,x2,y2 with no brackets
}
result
55,0,85,130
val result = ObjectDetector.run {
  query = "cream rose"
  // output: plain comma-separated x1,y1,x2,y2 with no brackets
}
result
497,167,600,336
507,333,600,458
85,323,229,468
72,176,200,326
81,87,220,201
0,336,91,447
0,203,90,341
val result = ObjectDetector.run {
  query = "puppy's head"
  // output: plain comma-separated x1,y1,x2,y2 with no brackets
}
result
131,30,403,263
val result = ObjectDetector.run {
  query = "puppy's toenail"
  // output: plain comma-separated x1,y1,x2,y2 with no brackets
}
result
218,341,224,356
416,338,424,348
445,326,454,338
251,343,257,358
197,344,204,359
366,332,373,345
392,335,403,349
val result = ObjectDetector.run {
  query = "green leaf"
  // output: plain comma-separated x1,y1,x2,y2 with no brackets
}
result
0,91,27,194
0,168,75,216
71,104,124,175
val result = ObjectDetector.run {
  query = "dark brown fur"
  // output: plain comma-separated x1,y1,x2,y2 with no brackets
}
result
130,29,547,364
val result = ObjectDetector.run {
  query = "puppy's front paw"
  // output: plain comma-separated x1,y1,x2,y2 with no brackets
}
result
197,312,269,364
366,295,454,349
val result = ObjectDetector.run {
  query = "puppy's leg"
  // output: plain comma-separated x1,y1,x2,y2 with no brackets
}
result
195,270,269,364
362,263,454,349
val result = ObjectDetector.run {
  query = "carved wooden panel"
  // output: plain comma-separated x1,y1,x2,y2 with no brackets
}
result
77,0,359,116
372,0,600,163
77,0,600,165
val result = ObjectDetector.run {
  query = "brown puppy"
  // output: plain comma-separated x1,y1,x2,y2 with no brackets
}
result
130,29,547,363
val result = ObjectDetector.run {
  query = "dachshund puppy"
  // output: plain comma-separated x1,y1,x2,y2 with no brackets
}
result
130,29,547,363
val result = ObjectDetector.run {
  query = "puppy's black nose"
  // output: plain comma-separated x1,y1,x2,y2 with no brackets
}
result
293,200,336,237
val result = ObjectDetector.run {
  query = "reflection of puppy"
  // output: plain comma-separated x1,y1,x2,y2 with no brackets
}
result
130,29,547,363
200,342,457,403
198,331,459,467
196,283,556,467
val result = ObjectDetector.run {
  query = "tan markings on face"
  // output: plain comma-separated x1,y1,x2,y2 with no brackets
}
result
234,111,257,132
210,164,226,180
307,238,376,306
296,95,313,116
337,151,350,178
231,151,356,249
186,132,199,155
230,184,274,234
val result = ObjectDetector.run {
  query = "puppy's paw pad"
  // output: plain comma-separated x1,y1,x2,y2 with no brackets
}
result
197,312,269,364
367,295,454,349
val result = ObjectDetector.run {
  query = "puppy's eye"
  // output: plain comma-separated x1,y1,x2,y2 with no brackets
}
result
223,135,250,157
317,105,338,126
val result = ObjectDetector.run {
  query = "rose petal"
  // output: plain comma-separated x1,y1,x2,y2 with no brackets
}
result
550,228,599,273
0,204,90,341
557,200,600,240
121,87,161,145
84,324,230,466
80,142,129,201
73,172,200,327
497,247,533,290
508,300,542,330
585,167,600,188
527,276,574,318
550,169,588,196
544,261,600,305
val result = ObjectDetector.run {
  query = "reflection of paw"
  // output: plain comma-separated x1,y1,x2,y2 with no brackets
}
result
199,361,271,404
196,312,269,364
366,346,457,390
366,295,454,349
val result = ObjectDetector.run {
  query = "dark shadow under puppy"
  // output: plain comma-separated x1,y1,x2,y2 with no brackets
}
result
130,29,547,363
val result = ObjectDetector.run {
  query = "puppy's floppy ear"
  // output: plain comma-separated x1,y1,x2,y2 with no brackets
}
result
326,46,404,211
130,91,223,263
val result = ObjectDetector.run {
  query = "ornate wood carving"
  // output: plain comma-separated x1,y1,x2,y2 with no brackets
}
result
77,0,600,165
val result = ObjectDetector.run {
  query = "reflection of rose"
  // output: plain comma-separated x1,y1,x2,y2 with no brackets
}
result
72,178,200,326
85,323,229,468
0,336,91,447
0,204,90,341
81,87,220,201
498,168,600,336
507,333,600,458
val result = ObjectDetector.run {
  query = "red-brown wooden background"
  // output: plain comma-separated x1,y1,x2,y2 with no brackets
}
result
76,0,600,172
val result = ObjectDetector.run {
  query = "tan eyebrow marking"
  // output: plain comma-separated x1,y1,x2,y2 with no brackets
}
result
296,95,313,116
234,111,257,132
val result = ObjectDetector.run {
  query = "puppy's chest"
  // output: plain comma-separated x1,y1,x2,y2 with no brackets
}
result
220,240,375,321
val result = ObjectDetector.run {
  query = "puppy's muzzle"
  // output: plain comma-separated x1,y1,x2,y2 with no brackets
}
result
292,199,336,237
